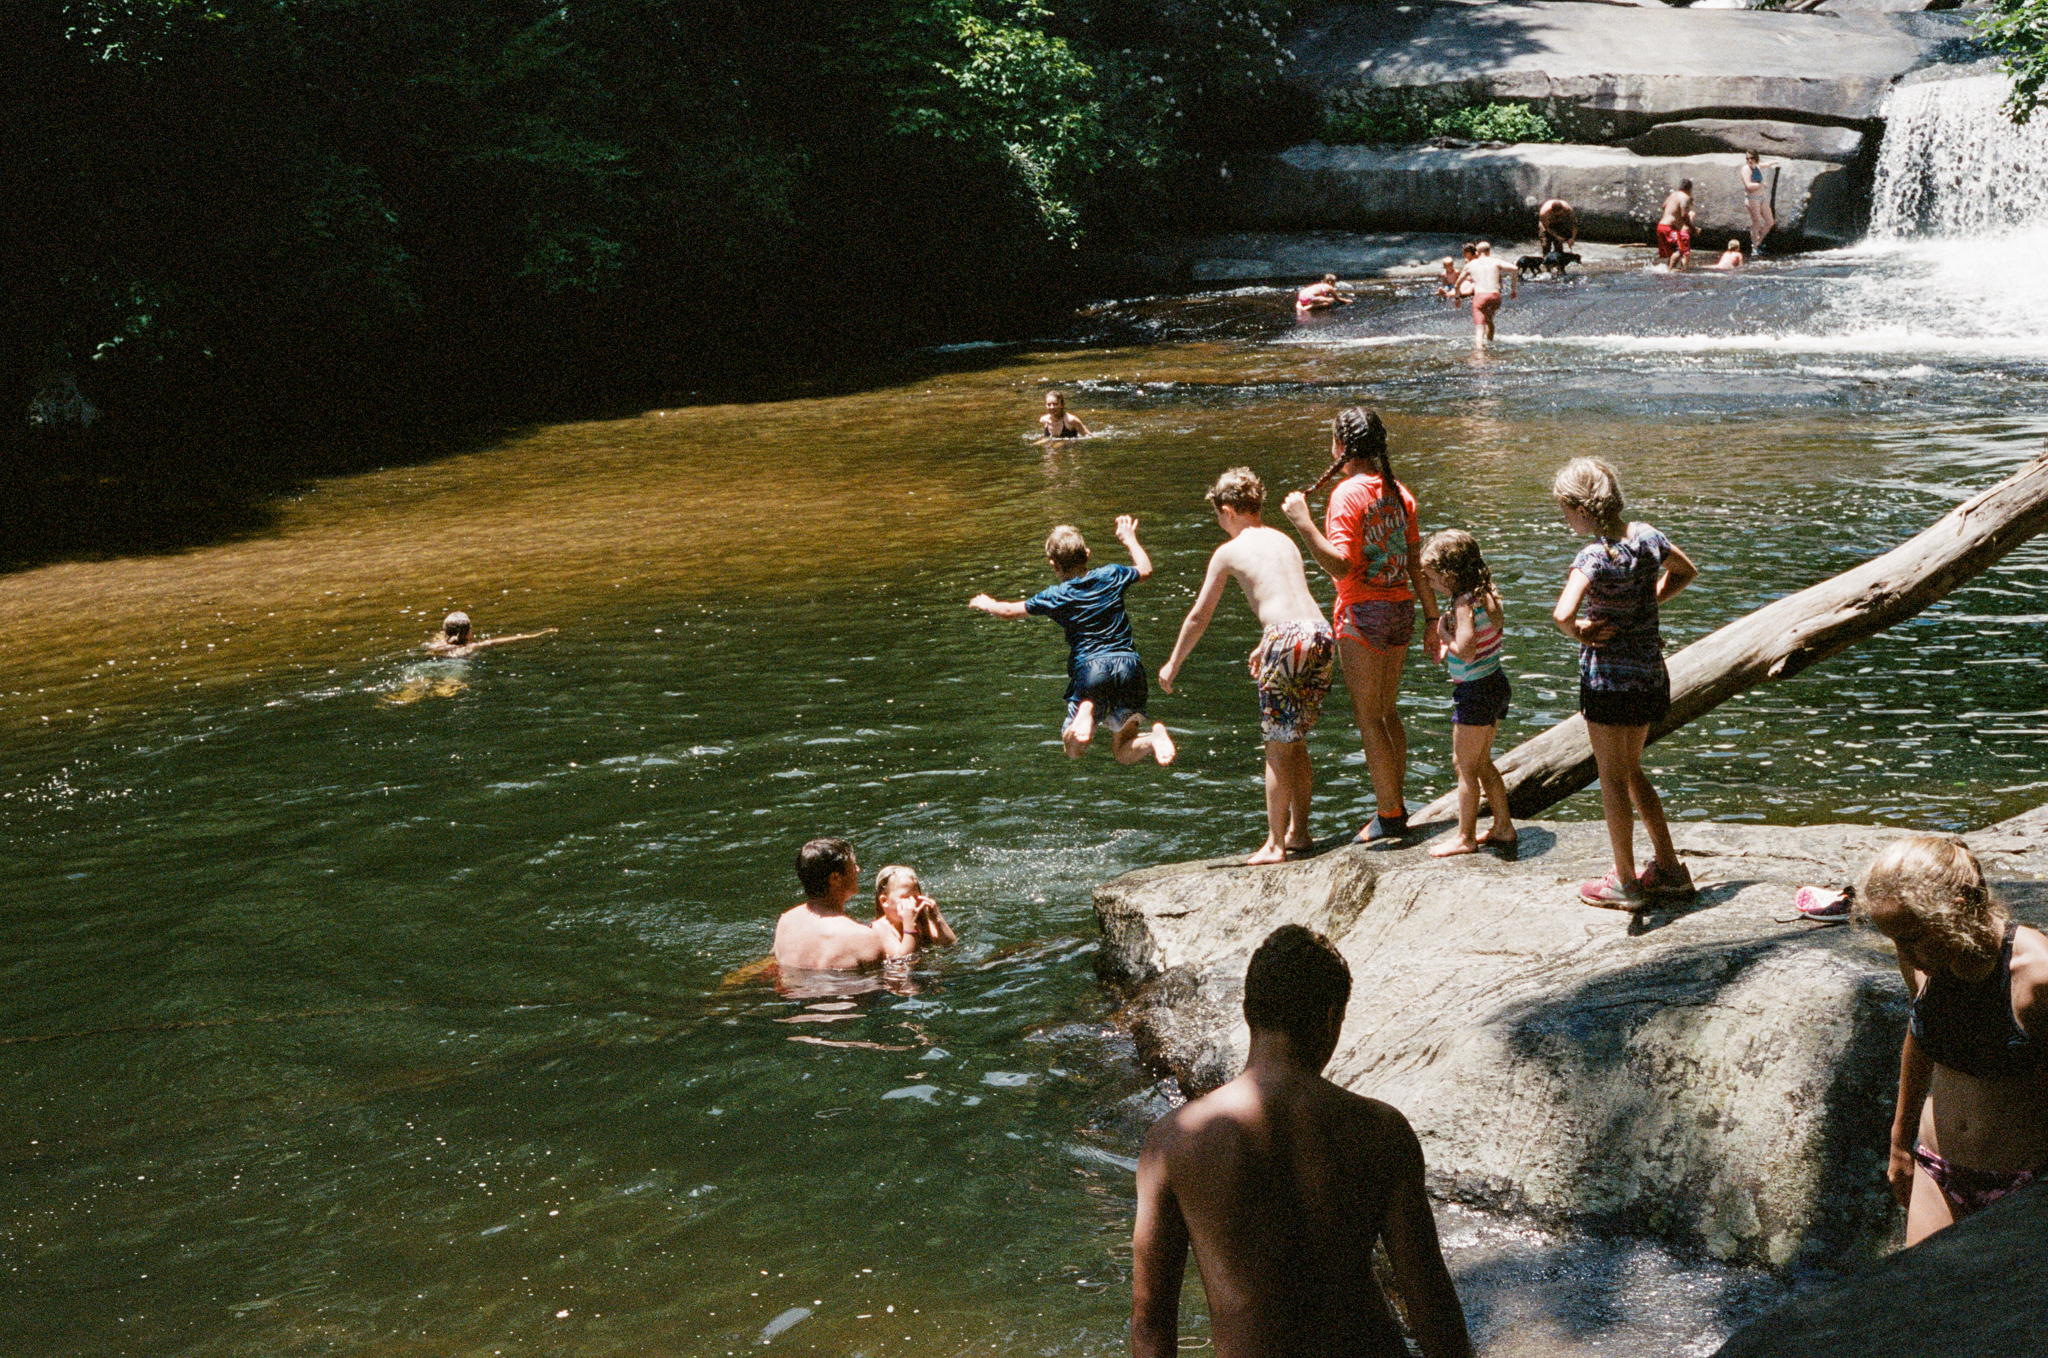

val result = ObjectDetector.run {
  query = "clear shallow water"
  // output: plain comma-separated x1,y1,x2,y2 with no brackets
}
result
6,243,2048,1357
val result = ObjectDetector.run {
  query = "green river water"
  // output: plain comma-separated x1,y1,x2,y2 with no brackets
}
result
7,248,2048,1357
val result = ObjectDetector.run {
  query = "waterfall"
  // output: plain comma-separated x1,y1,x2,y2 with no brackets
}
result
1870,75,2048,238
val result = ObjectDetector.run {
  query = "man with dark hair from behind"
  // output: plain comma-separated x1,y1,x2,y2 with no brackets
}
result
773,837,885,972
1131,925,1472,1358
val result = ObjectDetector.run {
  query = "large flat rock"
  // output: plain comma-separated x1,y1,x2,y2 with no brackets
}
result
1216,142,1858,245
1292,2,1965,139
1712,1181,2048,1356
1094,812,2048,1267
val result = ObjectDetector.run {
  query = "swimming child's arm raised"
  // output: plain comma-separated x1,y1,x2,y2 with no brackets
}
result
1115,515,1153,581
1157,544,1235,693
968,594,1029,619
466,628,559,651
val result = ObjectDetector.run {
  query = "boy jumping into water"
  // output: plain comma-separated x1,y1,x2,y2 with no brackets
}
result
970,517,1176,765
1158,467,1335,863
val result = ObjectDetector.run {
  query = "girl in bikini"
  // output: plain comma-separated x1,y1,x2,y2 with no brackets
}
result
1858,834,2048,1243
1740,151,1775,255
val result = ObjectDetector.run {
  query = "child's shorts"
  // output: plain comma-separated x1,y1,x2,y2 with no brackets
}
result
1334,598,1415,651
1451,669,1511,727
1580,673,1670,728
1250,619,1336,744
1065,650,1148,734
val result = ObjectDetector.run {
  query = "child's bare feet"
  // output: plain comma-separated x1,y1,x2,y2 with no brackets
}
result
1064,700,1096,757
1149,722,1176,766
1428,836,1481,858
1246,837,1286,865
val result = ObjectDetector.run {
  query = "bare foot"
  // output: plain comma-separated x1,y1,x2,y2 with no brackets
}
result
1245,840,1286,865
1429,838,1480,858
1150,722,1176,766
1064,700,1095,757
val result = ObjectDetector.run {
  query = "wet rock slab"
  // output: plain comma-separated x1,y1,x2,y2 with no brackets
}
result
1094,813,2048,1268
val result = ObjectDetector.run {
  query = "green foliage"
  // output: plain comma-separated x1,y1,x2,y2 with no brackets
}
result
1322,95,1559,146
1979,0,2048,123
6,0,1302,453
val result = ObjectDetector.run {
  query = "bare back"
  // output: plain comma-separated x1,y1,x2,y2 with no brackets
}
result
1137,1068,1438,1357
1219,525,1326,629
773,902,885,972
1461,255,1513,295
1659,190,1692,228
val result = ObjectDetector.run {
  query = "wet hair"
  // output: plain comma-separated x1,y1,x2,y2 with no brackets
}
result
1552,457,1625,523
1322,273,1338,284
1855,835,2008,975
1243,925,1351,1046
1044,390,1066,409
795,837,855,897
1205,466,1265,515
873,864,918,914
1420,529,1494,601
1679,178,1694,193
1044,524,1090,572
442,611,471,639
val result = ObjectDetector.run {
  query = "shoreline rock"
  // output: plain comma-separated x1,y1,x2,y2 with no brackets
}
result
1093,809,2048,1267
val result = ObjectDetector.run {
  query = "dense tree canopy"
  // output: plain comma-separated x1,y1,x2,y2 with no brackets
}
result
1981,0,2048,122
5,1,1297,457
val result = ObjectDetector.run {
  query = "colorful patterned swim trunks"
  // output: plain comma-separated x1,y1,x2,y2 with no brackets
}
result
1249,619,1336,744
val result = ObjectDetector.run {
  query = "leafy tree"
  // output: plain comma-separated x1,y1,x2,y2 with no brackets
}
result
1980,0,2048,122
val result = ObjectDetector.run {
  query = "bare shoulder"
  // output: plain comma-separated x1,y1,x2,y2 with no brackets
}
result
2011,925,2048,1023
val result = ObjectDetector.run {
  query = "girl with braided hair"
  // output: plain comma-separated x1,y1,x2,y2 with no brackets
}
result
1281,409,1435,843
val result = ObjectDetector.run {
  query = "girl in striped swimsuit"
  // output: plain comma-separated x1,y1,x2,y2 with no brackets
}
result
1419,530,1516,858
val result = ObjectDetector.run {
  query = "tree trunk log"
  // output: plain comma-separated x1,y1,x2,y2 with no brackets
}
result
1415,450,2048,825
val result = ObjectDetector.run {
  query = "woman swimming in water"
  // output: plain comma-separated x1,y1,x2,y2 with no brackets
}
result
1040,391,1089,440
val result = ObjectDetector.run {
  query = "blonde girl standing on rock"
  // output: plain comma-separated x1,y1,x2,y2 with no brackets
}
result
1550,458,1697,909
1418,530,1516,859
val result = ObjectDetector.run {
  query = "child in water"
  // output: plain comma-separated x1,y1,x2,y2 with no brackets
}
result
1550,458,1698,908
1418,530,1516,859
969,517,1176,766
423,611,557,658
1040,391,1089,440
871,865,958,957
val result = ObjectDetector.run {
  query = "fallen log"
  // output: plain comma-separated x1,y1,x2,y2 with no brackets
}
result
1415,449,2048,824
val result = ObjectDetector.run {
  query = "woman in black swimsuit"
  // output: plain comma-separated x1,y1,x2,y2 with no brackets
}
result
1040,390,1089,440
1858,834,2048,1243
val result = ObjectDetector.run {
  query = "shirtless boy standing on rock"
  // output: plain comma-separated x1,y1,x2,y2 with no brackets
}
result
773,838,885,972
1158,467,1335,864
1131,925,1473,1358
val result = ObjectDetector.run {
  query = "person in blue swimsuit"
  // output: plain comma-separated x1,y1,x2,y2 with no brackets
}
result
970,517,1176,766
1739,151,1775,255
1858,834,2048,1243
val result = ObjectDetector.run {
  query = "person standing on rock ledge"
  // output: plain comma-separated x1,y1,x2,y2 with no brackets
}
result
1130,924,1473,1358
1857,834,2048,1245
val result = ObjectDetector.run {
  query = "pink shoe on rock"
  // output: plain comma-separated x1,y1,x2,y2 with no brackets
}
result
1579,873,1645,910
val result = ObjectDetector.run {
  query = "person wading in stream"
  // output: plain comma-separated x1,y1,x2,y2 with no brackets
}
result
1282,409,1433,843
1131,924,1473,1358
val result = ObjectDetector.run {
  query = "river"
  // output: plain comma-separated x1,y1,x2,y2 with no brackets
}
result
9,104,2048,1358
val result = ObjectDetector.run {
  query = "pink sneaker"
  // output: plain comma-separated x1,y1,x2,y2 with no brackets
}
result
1637,860,1697,900
1579,873,1645,910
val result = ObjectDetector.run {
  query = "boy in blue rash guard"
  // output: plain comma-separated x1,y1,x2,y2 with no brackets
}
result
970,516,1177,765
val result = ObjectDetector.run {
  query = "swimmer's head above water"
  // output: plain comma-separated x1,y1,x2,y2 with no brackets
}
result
441,611,471,643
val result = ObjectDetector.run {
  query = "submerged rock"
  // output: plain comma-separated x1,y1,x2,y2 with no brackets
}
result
1094,812,2048,1268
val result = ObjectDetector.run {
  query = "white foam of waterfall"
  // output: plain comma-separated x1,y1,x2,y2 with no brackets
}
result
1870,75,2048,239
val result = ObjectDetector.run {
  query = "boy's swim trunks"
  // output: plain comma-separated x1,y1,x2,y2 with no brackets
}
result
1064,650,1148,736
1472,291,1503,322
1249,620,1336,744
1656,223,1690,260
1335,598,1415,652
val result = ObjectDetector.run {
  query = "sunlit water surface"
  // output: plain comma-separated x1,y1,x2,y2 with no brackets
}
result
6,238,2048,1357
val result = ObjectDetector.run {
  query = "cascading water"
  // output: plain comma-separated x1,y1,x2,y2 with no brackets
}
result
1870,74,2048,238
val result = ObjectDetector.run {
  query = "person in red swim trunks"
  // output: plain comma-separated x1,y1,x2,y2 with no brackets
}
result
1656,180,1695,269
1454,242,1517,345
